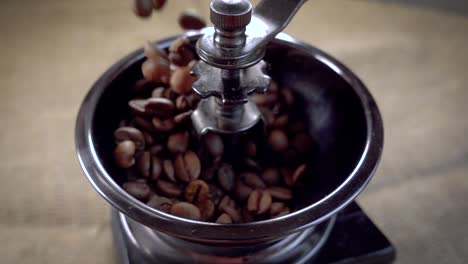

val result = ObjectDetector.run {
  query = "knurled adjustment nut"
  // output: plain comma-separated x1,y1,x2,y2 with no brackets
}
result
210,0,252,31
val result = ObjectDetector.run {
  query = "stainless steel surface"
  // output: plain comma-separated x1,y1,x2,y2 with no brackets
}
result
192,0,307,135
75,31,383,244
112,208,335,264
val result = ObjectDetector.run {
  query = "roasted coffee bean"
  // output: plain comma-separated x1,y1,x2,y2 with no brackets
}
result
169,37,194,67
208,184,224,206
142,58,170,84
259,106,275,126
219,196,241,223
123,181,151,200
163,159,176,182
152,0,166,10
244,141,257,157
136,151,151,178
170,202,201,220
200,164,217,181
167,131,189,154
267,186,293,200
132,0,153,18
151,117,175,132
128,99,148,116
273,114,288,128
234,179,253,201
270,202,290,218
197,199,215,221
175,95,189,111
114,126,145,150
174,110,193,125
174,151,201,182
292,133,313,155
244,158,262,172
261,168,281,186
184,180,209,203
291,164,306,186
134,116,156,132
151,87,165,98
247,189,272,215
149,144,164,155
144,41,167,61
281,168,294,187
145,97,175,117
268,129,288,152
217,163,235,192
216,213,232,224
204,132,224,157
156,180,182,198
178,10,206,30
151,156,162,180
115,140,136,168
147,196,173,213
239,172,266,189
170,63,196,94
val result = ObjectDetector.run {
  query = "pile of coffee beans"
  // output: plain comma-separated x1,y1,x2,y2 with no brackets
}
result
113,35,315,223
132,0,207,31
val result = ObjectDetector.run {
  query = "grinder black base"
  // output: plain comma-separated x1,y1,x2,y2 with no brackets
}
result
111,202,395,264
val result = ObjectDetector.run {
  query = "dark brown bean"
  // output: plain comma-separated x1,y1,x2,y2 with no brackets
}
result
132,0,153,18
151,117,175,132
170,202,201,220
197,199,215,221
216,213,232,224
175,95,190,111
239,172,266,189
151,87,165,98
247,189,272,215
141,58,171,84
142,131,154,146
174,110,193,125
266,186,293,200
128,99,148,116
204,132,224,157
167,131,189,154
163,159,176,182
151,156,162,180
261,168,281,185
114,140,136,168
270,202,290,218
152,0,166,10
219,196,241,223
208,184,224,206
136,151,151,178
217,163,235,192
134,116,156,132
147,196,173,213
184,180,209,203
144,41,166,61
174,151,201,182
149,144,164,155
170,64,196,94
169,37,194,67
114,126,145,150
291,164,306,185
156,180,182,198
178,10,206,30
123,181,151,200
268,129,288,152
233,179,253,201
145,97,175,117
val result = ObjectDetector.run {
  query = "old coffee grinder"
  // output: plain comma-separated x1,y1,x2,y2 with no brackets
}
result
76,0,395,263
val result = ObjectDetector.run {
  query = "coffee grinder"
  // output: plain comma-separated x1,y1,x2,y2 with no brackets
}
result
76,0,395,263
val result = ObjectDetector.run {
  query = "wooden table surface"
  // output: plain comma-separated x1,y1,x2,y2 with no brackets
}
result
0,0,467,263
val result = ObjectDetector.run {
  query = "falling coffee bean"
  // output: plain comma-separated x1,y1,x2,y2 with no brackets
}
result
178,9,207,30
141,58,171,84
132,0,153,18
152,0,166,10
